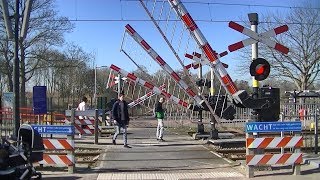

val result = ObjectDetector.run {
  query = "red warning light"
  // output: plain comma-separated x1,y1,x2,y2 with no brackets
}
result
250,58,270,81
255,64,265,75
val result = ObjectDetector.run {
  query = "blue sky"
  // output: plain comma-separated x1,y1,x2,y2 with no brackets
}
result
54,0,318,81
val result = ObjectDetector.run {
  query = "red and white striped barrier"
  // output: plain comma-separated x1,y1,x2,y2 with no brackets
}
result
40,138,75,167
40,154,74,166
128,84,166,108
246,135,303,166
168,0,239,96
228,21,289,54
43,139,74,150
185,52,228,70
246,136,303,149
64,117,100,135
246,153,302,166
125,24,204,107
110,64,189,108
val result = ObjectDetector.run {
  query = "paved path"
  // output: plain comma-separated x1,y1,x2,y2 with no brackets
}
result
97,125,244,179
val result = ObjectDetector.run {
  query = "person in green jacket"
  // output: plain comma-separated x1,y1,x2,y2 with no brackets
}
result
155,97,165,141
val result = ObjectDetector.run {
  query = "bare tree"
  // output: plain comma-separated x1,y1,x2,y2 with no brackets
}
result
0,0,74,106
236,3,319,91
261,4,319,91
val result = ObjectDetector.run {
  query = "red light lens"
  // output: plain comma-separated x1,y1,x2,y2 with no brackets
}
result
255,64,265,75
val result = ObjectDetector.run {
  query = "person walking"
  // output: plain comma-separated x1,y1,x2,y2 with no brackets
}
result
112,92,131,148
77,96,88,138
155,97,165,141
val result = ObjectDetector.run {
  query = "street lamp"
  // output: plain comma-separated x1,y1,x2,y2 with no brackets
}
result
94,65,109,105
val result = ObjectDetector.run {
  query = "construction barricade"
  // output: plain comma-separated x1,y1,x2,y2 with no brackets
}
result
32,124,75,173
65,109,100,144
245,120,303,178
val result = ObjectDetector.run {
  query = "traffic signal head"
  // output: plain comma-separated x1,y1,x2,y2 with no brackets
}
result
250,58,270,81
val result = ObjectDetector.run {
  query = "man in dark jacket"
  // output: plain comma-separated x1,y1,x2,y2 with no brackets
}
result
155,97,165,141
112,92,131,148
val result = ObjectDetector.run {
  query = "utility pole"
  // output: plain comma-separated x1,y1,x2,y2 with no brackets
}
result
249,13,259,121
13,0,20,137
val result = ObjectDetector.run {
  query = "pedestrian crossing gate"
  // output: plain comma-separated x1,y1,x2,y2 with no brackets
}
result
65,109,100,145
245,121,302,178
31,124,75,173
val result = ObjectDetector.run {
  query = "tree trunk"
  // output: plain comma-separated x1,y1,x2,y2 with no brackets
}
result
19,40,26,107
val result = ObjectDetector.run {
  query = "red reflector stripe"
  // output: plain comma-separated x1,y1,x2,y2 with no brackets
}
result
275,43,289,54
144,82,154,89
219,51,228,57
141,40,151,50
202,43,217,62
185,53,193,59
192,52,201,58
182,13,198,31
179,100,188,107
228,41,244,52
222,75,237,94
156,56,166,65
127,73,137,81
171,72,180,81
185,64,192,69
110,64,120,72
125,24,135,35
193,64,200,69
186,88,196,97
274,25,288,35
222,63,228,68
229,21,244,33
161,91,171,98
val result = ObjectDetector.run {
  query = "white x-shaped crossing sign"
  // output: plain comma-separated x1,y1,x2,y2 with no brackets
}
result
228,21,289,54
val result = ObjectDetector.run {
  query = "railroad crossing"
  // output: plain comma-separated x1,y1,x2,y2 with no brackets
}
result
38,118,320,180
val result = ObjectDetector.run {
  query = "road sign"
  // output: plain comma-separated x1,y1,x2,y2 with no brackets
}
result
33,86,47,115
228,21,289,54
246,121,301,133
32,125,74,135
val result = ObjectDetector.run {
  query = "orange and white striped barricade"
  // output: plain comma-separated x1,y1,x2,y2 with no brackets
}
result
245,121,302,178
65,109,99,144
32,124,75,173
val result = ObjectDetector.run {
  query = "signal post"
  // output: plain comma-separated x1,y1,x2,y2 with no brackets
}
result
247,13,259,178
